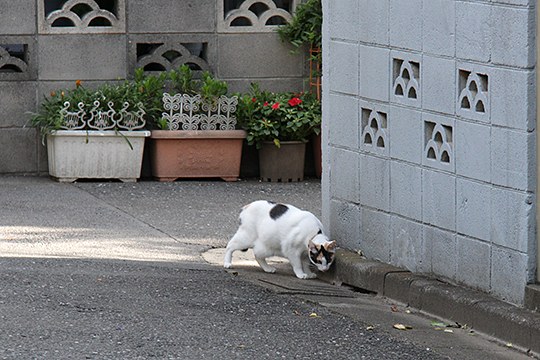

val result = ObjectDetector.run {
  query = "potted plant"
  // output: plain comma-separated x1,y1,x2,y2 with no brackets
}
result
237,83,321,182
147,65,247,182
31,80,153,182
277,0,323,177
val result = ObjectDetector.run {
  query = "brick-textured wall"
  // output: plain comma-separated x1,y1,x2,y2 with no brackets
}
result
0,0,305,174
322,0,536,305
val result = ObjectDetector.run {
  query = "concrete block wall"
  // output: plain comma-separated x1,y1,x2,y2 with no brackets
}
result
322,0,537,305
0,0,306,174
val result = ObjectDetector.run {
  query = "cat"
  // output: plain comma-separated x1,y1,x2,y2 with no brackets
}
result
224,200,336,279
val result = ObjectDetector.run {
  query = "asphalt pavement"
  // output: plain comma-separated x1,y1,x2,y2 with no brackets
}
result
0,176,533,359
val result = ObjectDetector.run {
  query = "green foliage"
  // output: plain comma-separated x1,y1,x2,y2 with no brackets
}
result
31,65,232,133
236,83,321,149
277,0,322,50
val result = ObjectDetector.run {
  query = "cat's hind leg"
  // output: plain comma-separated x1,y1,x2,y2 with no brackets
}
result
224,230,251,269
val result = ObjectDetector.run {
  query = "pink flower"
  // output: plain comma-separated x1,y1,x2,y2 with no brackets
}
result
288,97,302,106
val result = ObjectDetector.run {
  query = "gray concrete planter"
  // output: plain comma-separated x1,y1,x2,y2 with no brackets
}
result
47,130,150,182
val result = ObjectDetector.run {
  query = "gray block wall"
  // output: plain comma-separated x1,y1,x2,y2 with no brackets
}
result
0,0,306,174
322,0,537,305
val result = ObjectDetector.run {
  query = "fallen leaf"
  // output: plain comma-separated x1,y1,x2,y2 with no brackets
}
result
444,329,454,333
431,321,448,328
309,312,320,318
506,343,513,348
405,309,411,314
393,323,412,330
391,305,399,312
366,325,374,331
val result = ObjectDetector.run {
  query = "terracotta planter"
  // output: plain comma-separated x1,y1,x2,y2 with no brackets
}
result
47,130,150,182
149,130,247,182
258,141,306,182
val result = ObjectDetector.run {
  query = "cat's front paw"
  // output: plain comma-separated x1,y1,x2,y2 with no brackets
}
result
295,272,317,279
262,267,277,273
224,262,232,269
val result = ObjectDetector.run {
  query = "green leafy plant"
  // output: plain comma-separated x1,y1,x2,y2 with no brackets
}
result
236,83,321,149
30,78,164,141
277,0,322,51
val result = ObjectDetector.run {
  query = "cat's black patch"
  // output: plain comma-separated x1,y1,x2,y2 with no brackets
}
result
317,229,323,235
269,204,289,220
241,248,248,252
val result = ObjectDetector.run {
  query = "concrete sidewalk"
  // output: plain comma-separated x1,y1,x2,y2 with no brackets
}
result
0,175,538,359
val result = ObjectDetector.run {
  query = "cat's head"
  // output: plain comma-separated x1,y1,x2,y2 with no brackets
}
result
308,235,337,272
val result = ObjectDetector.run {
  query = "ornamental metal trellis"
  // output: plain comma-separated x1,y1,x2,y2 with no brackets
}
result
59,101,146,130
161,92,238,131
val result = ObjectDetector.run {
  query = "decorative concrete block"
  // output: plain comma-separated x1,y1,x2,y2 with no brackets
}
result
456,2,492,63
330,199,361,250
328,0,359,41
491,127,534,191
38,34,127,80
359,45,390,102
422,113,455,173
491,6,535,68
456,63,490,123
328,40,358,95
128,34,217,74
361,207,391,262
388,106,422,164
330,148,359,203
422,55,455,115
390,50,421,107
327,94,359,149
456,236,491,292
129,0,215,33
37,0,126,34
491,247,529,305
0,128,37,173
390,161,421,222
0,81,37,128
425,226,457,280
390,216,425,272
490,67,535,131
455,120,490,182
358,0,389,45
491,188,534,253
359,154,390,212
456,178,491,242
0,36,37,81
0,0,36,34
422,0,455,57
217,33,303,79
389,0,422,51
217,0,295,33
360,100,389,156
423,169,456,231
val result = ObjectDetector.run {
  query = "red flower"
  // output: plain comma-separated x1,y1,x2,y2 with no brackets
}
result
263,101,269,107
288,97,302,107
251,97,257,102
271,102,280,110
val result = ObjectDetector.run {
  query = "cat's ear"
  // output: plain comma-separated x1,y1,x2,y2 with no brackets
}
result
308,240,319,253
325,240,337,252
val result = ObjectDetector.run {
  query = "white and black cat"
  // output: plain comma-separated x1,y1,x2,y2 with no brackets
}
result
224,200,336,279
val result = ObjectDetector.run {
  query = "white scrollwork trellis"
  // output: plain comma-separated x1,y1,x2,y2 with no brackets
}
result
59,101,146,131
161,92,238,131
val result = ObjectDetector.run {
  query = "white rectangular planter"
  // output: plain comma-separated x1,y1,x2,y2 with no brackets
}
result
47,130,150,182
